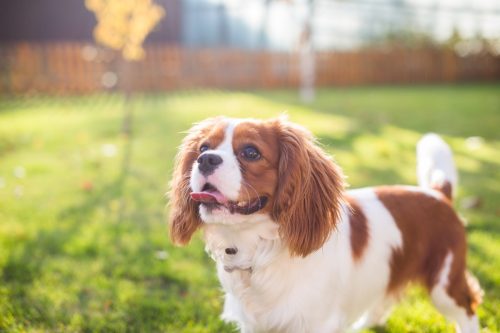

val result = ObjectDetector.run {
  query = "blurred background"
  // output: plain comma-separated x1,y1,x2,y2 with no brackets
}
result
0,0,499,332
1,0,499,95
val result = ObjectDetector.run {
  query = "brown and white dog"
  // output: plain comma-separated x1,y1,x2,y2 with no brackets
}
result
169,117,482,333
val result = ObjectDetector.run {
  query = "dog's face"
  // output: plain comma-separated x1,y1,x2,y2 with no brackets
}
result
169,117,345,256
189,118,280,223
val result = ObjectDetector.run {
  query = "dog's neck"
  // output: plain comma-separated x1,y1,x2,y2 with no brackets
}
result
202,216,282,274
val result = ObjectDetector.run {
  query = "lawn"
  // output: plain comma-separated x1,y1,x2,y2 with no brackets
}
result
0,84,499,332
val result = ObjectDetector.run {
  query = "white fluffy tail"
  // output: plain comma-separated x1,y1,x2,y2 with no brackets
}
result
417,133,457,200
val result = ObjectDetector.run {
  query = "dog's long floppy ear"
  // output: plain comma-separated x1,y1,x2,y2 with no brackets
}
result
272,119,345,257
169,118,218,245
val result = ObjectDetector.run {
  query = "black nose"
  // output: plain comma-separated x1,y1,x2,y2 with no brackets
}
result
197,153,223,175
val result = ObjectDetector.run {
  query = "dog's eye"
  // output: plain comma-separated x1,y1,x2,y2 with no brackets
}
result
241,146,261,161
200,144,209,153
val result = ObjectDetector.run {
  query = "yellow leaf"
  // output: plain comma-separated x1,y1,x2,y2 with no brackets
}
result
85,0,165,61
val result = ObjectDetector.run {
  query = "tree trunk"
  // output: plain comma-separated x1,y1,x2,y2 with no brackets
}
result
300,0,315,103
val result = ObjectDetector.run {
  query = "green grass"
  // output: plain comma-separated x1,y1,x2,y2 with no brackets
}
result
0,84,499,332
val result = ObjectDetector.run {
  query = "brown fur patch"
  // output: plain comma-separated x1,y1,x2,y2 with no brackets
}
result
432,180,453,201
375,186,480,315
232,121,280,215
346,196,369,261
199,121,226,151
271,119,345,257
231,118,346,256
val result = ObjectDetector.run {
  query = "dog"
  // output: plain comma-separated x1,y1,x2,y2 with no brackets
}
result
169,117,482,333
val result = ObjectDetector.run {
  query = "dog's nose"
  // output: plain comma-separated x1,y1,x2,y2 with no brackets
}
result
225,247,238,255
197,153,223,175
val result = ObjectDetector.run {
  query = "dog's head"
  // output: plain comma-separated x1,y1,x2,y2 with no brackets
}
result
169,117,345,256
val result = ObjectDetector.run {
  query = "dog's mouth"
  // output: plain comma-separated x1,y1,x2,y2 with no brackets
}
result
190,183,268,215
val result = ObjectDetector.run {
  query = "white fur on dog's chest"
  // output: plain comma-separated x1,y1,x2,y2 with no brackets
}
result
216,236,352,333
203,220,316,331
218,257,316,332
204,197,405,333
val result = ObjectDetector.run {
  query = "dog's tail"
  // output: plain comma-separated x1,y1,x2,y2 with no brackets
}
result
417,133,457,201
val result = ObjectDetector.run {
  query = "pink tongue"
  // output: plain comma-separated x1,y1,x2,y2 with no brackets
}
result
190,191,227,204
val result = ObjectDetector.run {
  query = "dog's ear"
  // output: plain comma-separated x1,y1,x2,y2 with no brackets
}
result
169,118,219,245
272,119,345,257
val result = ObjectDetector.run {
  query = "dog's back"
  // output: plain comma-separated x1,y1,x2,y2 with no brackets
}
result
346,134,482,332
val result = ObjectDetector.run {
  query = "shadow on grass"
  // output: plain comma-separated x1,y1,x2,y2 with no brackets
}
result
468,242,500,295
316,132,408,186
1,161,188,330
1,229,66,325
371,326,389,333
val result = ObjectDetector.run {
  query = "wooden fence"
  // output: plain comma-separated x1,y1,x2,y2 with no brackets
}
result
1,42,499,95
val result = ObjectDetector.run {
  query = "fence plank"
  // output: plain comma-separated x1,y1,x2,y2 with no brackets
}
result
0,42,499,95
